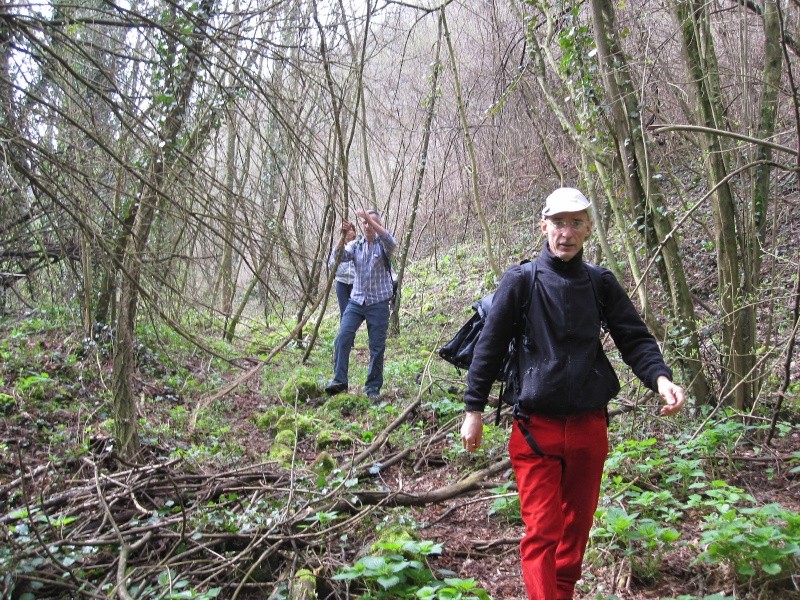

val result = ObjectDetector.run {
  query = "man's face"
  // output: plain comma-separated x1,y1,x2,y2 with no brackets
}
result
540,210,592,261
360,212,380,241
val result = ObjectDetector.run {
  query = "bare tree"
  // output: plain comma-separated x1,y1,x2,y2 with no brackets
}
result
589,0,710,404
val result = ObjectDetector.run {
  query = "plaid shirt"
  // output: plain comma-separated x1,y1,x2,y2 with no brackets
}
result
328,247,356,284
339,232,397,305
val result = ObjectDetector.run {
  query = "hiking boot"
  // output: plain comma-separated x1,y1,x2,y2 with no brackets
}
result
325,382,347,396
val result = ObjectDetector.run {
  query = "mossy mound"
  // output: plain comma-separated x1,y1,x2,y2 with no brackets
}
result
311,451,337,476
315,429,354,449
274,428,296,446
322,393,371,414
279,375,321,403
268,442,293,465
254,406,289,430
274,413,317,435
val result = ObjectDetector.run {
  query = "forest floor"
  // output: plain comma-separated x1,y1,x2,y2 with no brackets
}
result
2,232,800,600
1,325,800,600
221,385,800,600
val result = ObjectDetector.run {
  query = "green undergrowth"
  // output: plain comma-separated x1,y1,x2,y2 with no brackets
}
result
1,250,799,599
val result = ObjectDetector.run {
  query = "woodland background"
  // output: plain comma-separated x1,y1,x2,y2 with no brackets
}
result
1,0,799,599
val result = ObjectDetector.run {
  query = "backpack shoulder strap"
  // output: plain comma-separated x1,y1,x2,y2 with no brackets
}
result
496,260,536,426
519,260,536,331
585,263,608,332
524,261,536,309
377,240,394,273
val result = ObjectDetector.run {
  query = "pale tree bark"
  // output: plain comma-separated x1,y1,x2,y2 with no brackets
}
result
220,111,238,327
113,0,215,459
674,0,752,408
389,12,444,334
220,0,245,338
741,0,784,399
590,0,710,404
219,0,248,328
442,7,500,280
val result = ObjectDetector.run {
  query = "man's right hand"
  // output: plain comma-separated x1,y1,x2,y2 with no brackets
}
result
460,411,484,452
340,220,355,238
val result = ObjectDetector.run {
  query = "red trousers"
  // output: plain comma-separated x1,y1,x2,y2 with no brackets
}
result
508,409,608,600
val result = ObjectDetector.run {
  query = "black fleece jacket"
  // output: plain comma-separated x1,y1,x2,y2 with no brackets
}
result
464,244,672,415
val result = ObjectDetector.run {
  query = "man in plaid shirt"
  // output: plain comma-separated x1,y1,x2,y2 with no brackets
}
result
325,209,397,400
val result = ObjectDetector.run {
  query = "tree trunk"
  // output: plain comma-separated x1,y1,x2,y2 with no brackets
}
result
113,191,157,459
743,0,783,401
389,14,443,334
442,8,500,280
112,0,213,460
674,0,751,408
220,106,238,330
591,0,710,404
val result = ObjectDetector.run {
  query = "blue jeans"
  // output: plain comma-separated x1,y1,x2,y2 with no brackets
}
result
332,299,390,395
335,281,353,317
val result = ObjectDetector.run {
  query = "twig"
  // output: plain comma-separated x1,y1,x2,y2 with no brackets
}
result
15,446,96,597
472,536,522,551
421,490,517,529
0,462,51,497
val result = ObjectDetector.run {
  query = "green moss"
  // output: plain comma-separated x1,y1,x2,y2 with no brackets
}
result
254,406,288,430
316,429,334,447
274,429,296,446
295,414,317,435
292,568,316,597
0,393,15,415
275,413,297,432
311,451,337,475
268,442,293,464
279,375,321,403
269,412,318,444
315,429,354,449
323,393,370,414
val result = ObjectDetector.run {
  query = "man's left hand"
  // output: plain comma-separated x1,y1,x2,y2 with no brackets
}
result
656,376,686,416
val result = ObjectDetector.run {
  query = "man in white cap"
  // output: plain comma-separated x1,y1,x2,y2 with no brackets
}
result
460,187,685,599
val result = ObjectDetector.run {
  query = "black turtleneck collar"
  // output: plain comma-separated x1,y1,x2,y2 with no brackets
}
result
538,242,585,274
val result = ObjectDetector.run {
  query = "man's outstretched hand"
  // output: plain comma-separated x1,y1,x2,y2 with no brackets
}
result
656,376,686,416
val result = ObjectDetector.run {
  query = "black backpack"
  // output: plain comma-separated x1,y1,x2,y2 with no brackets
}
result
376,241,399,305
438,260,607,422
438,261,536,380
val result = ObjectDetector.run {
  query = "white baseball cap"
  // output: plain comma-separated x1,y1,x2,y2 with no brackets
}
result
541,187,592,217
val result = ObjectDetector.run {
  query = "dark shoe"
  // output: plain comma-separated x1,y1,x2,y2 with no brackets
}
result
365,391,380,400
325,382,347,396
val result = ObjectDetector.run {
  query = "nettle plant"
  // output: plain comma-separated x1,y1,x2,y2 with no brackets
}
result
591,505,681,582
486,481,521,524
598,415,799,590
689,482,800,584
333,539,490,600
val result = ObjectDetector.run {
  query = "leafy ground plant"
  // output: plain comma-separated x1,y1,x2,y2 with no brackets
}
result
591,505,681,582
333,539,490,599
696,501,800,584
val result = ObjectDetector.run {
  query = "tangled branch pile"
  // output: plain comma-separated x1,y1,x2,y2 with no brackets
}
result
1,400,511,600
